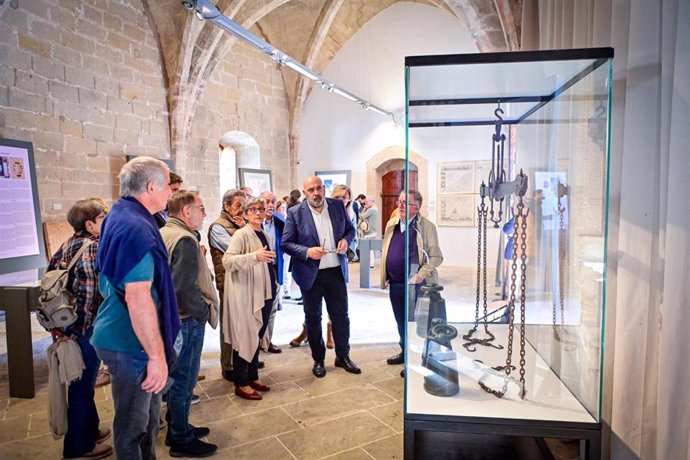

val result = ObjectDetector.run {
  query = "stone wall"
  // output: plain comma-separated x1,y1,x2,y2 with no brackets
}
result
183,39,290,218
0,0,170,219
0,1,291,225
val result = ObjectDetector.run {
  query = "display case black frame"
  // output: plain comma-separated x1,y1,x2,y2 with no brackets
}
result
403,47,613,460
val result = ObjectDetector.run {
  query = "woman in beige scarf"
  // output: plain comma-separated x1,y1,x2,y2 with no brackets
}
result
222,197,277,400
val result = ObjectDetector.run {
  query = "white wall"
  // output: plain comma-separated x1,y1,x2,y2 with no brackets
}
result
299,2,500,266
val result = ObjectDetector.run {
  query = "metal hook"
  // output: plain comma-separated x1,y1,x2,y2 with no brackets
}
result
494,107,504,121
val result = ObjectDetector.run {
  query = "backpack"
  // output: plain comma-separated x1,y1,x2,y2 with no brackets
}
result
36,240,93,330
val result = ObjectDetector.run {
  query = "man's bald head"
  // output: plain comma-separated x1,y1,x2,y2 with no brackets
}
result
303,176,325,209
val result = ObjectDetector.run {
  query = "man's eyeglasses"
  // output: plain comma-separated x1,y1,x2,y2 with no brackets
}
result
188,205,206,214
246,207,265,214
396,200,419,207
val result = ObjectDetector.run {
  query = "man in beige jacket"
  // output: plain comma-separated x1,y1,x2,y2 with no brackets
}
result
380,190,443,368
160,191,218,457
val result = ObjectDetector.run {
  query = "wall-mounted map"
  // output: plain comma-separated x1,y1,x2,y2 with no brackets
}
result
437,160,491,227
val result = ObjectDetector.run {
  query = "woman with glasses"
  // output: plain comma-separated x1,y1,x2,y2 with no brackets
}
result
222,197,277,400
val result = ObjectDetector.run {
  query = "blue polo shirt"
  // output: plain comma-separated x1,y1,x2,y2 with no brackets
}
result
91,252,160,353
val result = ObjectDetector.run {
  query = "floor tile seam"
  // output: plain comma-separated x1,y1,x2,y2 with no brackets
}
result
364,409,401,432
358,432,403,457
362,398,401,414
289,381,384,402
369,365,404,378
0,412,31,429
276,404,307,433
319,446,374,460
211,433,294,456
367,382,399,404
284,408,387,433
0,399,9,419
190,394,242,422
274,434,300,460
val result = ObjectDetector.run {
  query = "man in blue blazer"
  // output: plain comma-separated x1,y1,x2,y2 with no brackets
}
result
281,176,360,378
259,191,284,353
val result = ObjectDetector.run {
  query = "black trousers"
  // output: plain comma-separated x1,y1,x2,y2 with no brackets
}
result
303,267,350,361
232,298,272,387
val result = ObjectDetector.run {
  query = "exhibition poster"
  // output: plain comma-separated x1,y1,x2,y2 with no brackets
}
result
0,143,40,260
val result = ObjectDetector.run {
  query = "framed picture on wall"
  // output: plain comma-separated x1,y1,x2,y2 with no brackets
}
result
314,170,351,197
239,168,272,194
437,193,475,227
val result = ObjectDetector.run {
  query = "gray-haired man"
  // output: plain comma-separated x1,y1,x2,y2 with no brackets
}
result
208,189,246,381
91,156,176,459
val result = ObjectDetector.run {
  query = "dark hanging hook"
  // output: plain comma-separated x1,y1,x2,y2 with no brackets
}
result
493,102,504,139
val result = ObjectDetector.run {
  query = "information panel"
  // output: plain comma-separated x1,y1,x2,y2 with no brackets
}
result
0,138,45,275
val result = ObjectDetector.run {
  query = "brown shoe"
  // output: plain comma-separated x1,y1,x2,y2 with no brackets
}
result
289,324,308,347
234,385,262,400
249,380,270,392
266,343,282,353
197,373,206,381
326,321,335,349
94,368,110,388
63,442,113,460
95,428,111,444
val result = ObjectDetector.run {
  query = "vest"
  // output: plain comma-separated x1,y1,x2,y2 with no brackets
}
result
161,218,219,323
208,211,241,292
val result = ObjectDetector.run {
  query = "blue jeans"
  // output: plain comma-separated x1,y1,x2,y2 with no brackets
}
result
63,328,101,458
166,318,205,443
96,348,162,460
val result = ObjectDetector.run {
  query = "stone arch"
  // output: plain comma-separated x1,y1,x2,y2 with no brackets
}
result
218,131,260,197
219,131,261,168
365,145,430,218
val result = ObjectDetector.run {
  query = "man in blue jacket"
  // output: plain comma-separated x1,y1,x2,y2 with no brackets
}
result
259,190,285,354
281,176,360,378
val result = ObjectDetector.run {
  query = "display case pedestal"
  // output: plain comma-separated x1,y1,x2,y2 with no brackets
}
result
404,414,601,460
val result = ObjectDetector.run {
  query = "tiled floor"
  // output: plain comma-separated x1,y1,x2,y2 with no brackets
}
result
0,262,579,459
0,263,406,459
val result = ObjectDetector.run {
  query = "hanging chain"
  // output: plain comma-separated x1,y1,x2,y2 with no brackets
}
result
463,189,501,352
553,195,567,341
558,204,566,328
479,181,529,399
517,197,529,397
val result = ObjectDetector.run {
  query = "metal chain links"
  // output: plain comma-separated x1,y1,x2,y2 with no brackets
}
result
518,197,529,398
553,202,566,341
479,184,529,399
463,193,501,352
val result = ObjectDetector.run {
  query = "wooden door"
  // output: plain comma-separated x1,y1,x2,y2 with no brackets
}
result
381,169,418,225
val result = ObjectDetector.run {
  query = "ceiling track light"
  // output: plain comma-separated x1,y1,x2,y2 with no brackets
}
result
182,0,394,121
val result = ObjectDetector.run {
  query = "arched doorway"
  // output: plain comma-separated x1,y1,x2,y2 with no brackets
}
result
365,146,428,232
380,163,418,223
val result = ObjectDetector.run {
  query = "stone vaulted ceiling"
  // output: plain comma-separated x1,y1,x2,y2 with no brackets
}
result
140,0,522,167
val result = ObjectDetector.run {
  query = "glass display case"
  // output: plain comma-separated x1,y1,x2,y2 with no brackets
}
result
403,48,613,459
